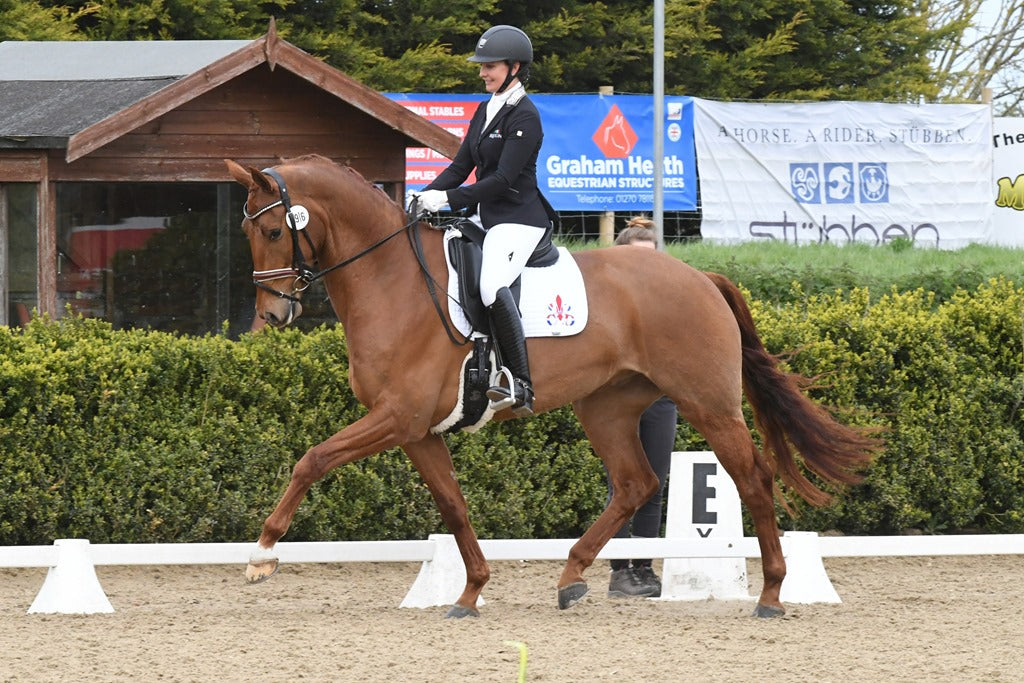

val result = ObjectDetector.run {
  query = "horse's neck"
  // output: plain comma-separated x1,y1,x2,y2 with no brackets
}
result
322,220,443,342
321,222,452,405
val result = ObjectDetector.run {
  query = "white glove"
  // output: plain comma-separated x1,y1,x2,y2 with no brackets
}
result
416,189,450,213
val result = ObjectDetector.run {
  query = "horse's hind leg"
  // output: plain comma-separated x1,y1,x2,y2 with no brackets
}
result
559,382,661,609
695,412,786,617
404,435,489,618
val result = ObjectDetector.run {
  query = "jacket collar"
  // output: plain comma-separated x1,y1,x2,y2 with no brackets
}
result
480,84,526,139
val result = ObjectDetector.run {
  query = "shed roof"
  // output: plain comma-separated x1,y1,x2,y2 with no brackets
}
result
0,40,250,80
0,40,251,144
0,24,458,160
0,80,174,142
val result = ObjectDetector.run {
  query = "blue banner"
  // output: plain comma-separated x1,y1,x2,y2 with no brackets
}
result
388,93,697,211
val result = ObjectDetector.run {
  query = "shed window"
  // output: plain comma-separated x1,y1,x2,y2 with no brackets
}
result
55,182,334,337
2,183,38,327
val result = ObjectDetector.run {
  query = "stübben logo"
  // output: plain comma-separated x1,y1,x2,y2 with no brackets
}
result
790,162,889,204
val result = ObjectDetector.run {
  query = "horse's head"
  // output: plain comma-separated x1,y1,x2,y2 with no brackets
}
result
227,156,416,329
225,158,325,328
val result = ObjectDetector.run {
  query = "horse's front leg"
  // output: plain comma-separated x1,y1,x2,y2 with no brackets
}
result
404,435,489,618
245,407,404,583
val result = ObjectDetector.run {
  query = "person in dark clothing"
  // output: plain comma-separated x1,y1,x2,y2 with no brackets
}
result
413,25,555,417
606,217,679,598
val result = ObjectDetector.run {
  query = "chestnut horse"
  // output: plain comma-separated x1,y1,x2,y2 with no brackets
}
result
225,154,879,618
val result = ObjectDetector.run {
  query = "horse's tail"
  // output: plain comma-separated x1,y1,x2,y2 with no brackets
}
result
704,271,881,508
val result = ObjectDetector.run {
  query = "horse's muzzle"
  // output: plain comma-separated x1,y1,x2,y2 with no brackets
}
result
262,300,303,328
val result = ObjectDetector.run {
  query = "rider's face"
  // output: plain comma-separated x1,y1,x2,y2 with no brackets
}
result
479,61,516,93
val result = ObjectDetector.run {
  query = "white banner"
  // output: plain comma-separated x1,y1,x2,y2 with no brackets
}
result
991,117,1024,246
694,100,993,248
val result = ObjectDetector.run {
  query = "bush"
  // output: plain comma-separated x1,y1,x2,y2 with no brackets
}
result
0,316,604,544
750,278,1024,533
2,277,1023,543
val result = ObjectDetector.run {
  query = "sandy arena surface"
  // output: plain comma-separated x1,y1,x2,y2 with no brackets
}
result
1,555,1022,682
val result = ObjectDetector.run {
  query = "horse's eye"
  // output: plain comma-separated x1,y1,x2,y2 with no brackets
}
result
268,229,283,241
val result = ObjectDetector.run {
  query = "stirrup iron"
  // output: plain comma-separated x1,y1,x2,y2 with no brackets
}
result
486,366,517,411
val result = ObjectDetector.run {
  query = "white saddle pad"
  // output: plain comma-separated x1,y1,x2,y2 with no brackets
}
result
443,229,589,339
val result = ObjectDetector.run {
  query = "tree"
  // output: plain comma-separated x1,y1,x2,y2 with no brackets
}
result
280,0,488,92
279,0,657,94
50,0,289,40
930,0,1024,114
0,0,92,40
11,0,1007,108
657,0,953,102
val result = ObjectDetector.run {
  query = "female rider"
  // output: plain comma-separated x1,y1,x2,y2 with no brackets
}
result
414,25,555,417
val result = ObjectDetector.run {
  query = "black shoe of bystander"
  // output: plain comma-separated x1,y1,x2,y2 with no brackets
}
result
631,564,662,598
608,567,659,598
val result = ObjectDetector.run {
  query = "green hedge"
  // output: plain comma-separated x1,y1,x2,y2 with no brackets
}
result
0,317,603,544
751,278,1024,534
2,277,1023,543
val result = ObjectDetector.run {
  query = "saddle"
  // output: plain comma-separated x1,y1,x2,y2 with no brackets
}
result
431,218,586,435
429,218,556,434
445,217,559,333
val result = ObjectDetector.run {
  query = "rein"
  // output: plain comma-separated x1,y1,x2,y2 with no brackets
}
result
407,216,471,347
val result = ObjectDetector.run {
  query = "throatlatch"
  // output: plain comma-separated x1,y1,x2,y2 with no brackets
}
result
486,286,534,416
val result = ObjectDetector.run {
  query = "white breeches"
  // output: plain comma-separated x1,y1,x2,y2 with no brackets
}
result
479,222,547,306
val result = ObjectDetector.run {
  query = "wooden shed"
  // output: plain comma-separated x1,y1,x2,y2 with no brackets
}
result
0,21,458,333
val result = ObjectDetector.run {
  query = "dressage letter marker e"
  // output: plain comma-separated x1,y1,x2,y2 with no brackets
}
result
691,462,718,533
660,451,750,601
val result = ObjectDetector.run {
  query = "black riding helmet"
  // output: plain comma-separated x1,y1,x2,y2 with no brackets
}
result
468,25,532,93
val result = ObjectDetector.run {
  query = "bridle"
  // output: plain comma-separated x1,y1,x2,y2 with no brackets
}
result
244,167,413,304
245,168,319,303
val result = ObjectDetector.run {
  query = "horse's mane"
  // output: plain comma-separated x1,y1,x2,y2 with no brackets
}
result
279,154,403,215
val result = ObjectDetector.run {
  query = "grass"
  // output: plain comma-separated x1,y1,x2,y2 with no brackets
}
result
561,237,1024,303
667,240,1024,280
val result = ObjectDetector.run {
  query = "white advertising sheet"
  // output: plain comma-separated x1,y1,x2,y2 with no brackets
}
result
991,117,1024,247
694,100,993,248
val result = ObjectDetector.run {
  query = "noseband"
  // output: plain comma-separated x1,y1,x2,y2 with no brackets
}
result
245,168,320,303
244,168,415,304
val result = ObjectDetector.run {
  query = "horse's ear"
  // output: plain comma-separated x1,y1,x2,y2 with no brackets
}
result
224,159,274,193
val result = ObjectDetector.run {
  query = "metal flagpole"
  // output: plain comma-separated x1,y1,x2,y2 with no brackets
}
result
653,0,665,248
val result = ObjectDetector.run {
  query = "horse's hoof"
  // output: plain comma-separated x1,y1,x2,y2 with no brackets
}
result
445,604,480,619
752,603,786,618
557,582,589,610
245,559,279,584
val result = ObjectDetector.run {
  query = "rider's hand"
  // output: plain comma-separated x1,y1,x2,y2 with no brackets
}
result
415,189,449,213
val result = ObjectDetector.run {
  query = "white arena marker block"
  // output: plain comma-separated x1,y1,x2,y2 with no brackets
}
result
779,531,841,604
660,451,751,601
399,534,484,609
28,539,114,614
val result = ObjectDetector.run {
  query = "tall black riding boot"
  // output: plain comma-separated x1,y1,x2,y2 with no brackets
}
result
485,287,534,416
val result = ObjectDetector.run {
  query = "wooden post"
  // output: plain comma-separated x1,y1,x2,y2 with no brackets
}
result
598,85,615,246
38,159,57,320
0,185,7,326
